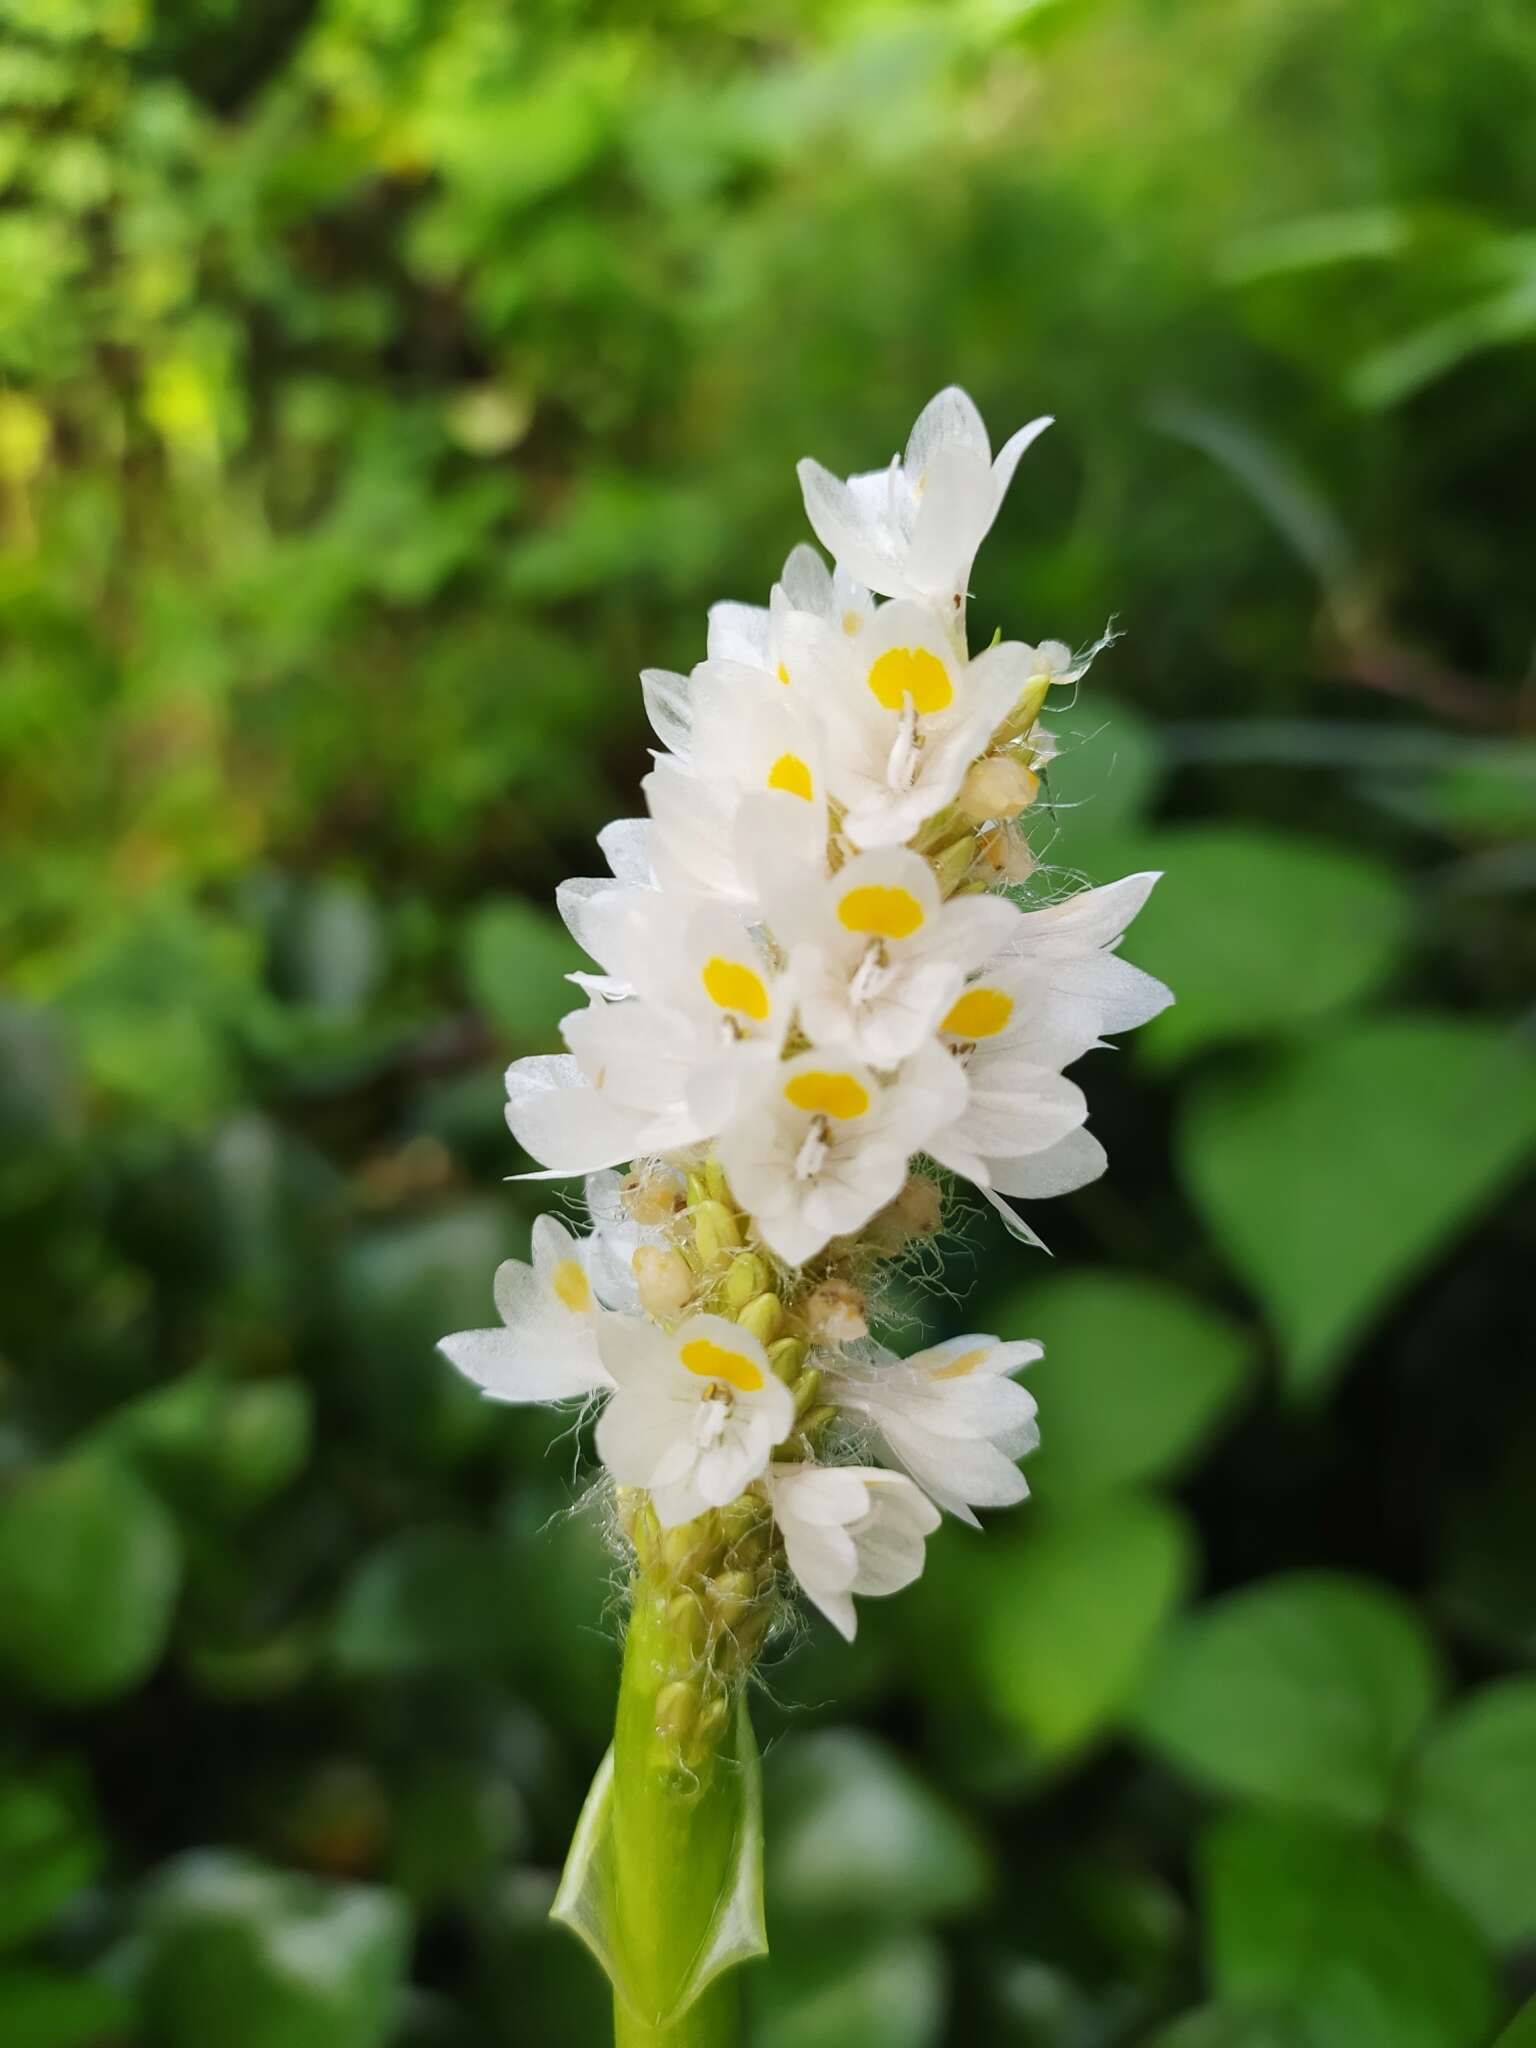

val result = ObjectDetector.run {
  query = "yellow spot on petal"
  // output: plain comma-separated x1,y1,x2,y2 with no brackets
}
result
931,1345,990,1381
783,1069,871,1120
868,645,953,716
776,661,790,686
837,884,924,941
552,1260,592,1314
680,1336,765,1394
941,987,1014,1039
767,752,813,801
841,610,862,636
701,956,771,1022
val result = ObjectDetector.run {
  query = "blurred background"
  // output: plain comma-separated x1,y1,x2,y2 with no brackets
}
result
2,2,1535,2045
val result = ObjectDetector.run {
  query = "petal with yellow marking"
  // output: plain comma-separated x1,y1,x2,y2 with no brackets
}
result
867,646,953,716
783,1069,871,1121
766,752,814,801
701,956,771,1022
679,1336,765,1394
931,1346,990,1381
551,1260,592,1314
940,987,1014,1039
837,884,925,941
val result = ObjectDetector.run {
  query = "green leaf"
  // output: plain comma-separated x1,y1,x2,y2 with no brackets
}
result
1128,828,1408,1065
0,1965,132,2048
142,1853,411,2048
1402,1679,1536,1946
1494,1997,1536,2048
749,1927,945,2048
0,1453,182,1703
0,1769,102,1951
99,1373,312,1519
460,896,582,1047
330,1528,518,1676
551,1694,766,2029
1180,1017,1536,1396
1135,1573,1441,1825
1202,1812,1496,2048
765,1730,990,1924
1145,2008,1311,2048
994,1272,1255,1499
978,1494,1195,1760
391,1759,527,1911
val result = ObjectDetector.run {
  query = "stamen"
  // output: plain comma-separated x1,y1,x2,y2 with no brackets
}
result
794,1115,829,1181
886,693,920,792
848,942,890,1010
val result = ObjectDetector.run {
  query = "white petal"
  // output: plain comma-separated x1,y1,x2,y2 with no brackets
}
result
504,1055,642,1174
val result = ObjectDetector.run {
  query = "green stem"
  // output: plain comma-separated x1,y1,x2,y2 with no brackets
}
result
613,1977,740,2048
609,1576,745,2047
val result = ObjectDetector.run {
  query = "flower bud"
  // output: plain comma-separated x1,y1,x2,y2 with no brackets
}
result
691,1199,742,1262
932,831,978,893
768,1336,807,1383
977,824,1036,884
654,1679,697,1742
735,1291,783,1347
722,1251,771,1309
792,1367,823,1420
708,1570,757,1630
958,754,1040,822
633,1243,694,1321
666,1591,707,1656
803,1278,868,1344
619,1164,684,1226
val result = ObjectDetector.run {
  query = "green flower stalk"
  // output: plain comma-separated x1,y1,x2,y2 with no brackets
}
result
440,389,1172,2040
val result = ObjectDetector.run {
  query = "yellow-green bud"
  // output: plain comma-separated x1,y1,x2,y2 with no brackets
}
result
666,1592,707,1655
996,673,1052,742
735,1291,783,1346
685,1170,711,1209
708,1570,757,1630
933,831,978,893
768,1336,807,1384
792,1367,823,1420
692,1199,742,1262
663,1516,715,1576
721,1251,770,1309
704,1155,730,1205
798,1403,837,1438
654,1679,697,1742
689,1695,730,1758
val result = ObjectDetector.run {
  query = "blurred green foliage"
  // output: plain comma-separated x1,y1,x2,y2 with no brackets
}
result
0,0,1533,2044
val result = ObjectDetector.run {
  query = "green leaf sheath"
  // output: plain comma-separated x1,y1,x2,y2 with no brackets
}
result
609,1590,749,2045
552,1520,769,2046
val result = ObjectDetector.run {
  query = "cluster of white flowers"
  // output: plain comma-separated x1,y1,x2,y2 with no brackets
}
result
442,391,1170,1650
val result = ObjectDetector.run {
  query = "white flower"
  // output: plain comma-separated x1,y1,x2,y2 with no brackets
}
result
824,1335,1041,1526
718,1042,966,1267
768,845,1021,1066
577,892,795,1058
438,1215,611,1403
923,872,1172,1201
766,1462,940,1640
704,542,875,686
781,597,1037,848
595,1313,794,1528
796,387,1052,610
640,672,829,901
